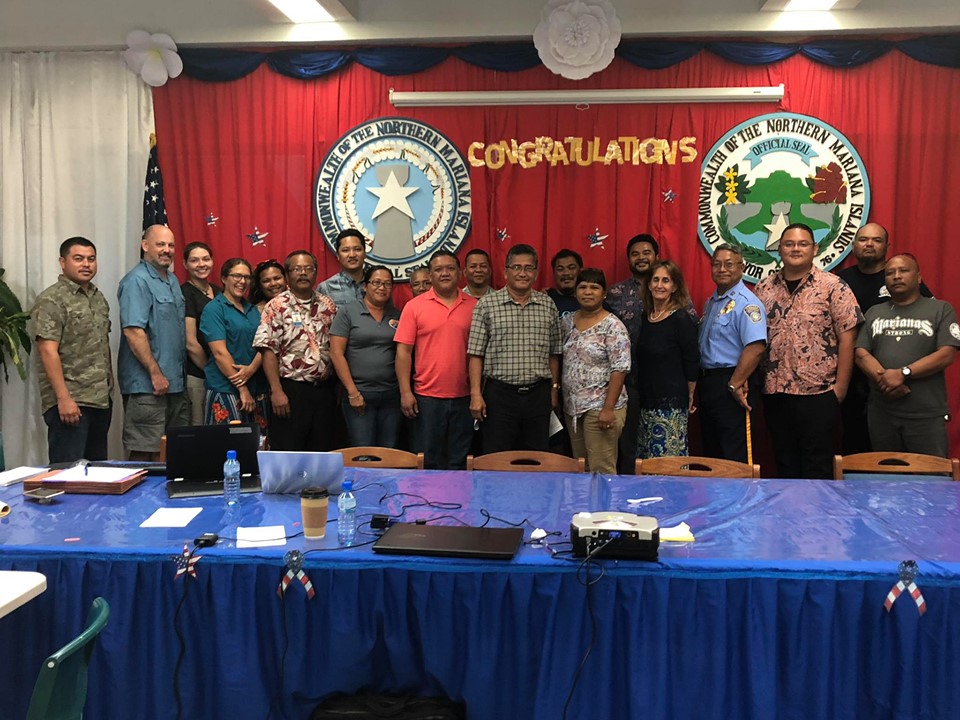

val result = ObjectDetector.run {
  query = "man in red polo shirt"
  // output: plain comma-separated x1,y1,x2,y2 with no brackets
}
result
395,250,477,469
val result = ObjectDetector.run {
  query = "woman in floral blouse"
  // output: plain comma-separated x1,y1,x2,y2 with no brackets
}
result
561,268,631,474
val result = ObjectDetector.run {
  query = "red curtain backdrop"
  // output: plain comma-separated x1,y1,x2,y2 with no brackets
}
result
152,47,960,451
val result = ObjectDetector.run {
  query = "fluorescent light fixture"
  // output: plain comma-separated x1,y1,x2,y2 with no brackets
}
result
784,0,837,10
761,0,859,10
389,85,785,108
267,0,334,23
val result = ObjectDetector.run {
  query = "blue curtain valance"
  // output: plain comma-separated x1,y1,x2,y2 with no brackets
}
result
178,35,960,83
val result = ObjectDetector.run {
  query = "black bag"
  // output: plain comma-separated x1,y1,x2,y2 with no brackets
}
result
310,692,466,720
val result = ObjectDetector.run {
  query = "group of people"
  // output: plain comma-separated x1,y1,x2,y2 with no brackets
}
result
31,219,959,479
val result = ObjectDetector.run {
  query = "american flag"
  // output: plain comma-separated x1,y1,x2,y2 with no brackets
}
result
143,133,168,230
173,544,200,580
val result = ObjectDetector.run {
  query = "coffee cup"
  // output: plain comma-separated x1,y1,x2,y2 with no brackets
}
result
300,487,329,539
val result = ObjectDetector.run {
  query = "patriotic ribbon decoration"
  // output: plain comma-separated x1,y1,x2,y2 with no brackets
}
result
884,560,926,615
173,544,201,580
278,550,315,600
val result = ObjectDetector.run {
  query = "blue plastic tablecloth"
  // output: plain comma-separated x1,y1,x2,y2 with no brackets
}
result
1,469,958,719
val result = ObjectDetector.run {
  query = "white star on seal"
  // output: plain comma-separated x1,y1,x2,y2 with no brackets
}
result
764,211,790,251
367,170,418,220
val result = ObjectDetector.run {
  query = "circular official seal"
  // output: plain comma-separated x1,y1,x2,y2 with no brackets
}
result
697,112,870,283
314,117,472,283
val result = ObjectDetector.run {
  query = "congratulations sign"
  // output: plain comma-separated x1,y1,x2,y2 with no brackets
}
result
467,135,697,169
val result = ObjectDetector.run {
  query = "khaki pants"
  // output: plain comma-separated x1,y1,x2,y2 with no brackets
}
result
565,407,626,475
186,374,206,426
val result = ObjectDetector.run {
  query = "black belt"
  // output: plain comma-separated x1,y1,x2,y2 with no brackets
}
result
282,376,333,388
700,367,736,378
486,378,548,395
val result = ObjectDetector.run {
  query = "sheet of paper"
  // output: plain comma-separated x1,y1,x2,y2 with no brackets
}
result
140,507,203,528
50,465,143,483
548,412,564,437
0,466,49,487
236,525,288,548
660,521,695,542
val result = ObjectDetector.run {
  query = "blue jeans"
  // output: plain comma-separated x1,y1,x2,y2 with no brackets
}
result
43,402,112,464
416,395,473,470
341,388,402,448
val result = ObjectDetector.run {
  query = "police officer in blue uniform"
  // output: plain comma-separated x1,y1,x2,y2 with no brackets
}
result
698,244,768,462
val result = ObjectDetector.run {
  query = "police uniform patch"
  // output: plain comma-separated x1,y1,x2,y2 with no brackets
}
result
744,304,763,323
718,298,736,316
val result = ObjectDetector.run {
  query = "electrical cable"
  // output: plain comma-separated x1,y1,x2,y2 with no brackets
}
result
477,508,538,529
172,542,201,720
561,537,614,720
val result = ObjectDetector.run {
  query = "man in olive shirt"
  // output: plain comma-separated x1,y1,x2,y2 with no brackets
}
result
32,237,113,463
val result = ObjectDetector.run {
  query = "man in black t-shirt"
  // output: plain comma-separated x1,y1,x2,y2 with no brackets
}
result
854,254,959,456
546,248,582,320
836,222,932,453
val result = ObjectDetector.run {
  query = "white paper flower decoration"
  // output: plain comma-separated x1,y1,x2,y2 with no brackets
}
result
123,30,183,87
533,0,622,80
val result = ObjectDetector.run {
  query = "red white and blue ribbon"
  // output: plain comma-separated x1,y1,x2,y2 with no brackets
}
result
884,560,926,615
278,550,315,600
173,544,200,580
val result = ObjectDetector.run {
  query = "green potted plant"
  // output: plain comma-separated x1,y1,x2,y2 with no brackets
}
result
0,267,31,381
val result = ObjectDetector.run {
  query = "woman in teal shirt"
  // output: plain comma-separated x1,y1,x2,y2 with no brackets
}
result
199,258,268,439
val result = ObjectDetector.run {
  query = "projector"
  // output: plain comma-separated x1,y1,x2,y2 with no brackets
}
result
570,511,659,560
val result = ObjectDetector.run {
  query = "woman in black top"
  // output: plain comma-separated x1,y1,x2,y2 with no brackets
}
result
181,242,221,425
635,260,700,458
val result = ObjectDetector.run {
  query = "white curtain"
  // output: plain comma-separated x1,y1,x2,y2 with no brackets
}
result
0,51,154,467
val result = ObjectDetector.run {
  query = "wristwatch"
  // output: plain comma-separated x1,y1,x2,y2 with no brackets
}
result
727,384,738,394
901,366,912,378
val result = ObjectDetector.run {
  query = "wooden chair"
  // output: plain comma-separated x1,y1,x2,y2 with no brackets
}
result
467,451,585,473
335,446,424,470
832,452,960,481
636,456,760,478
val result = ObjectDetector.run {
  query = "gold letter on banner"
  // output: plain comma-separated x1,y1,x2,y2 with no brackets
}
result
466,136,698,169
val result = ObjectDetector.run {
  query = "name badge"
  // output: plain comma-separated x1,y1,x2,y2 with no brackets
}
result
291,312,303,328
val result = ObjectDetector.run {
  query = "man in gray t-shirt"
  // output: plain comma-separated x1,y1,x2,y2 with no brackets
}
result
855,254,960,456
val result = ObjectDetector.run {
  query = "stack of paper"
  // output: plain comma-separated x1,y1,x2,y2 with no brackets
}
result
660,522,695,542
0,467,49,487
23,465,147,495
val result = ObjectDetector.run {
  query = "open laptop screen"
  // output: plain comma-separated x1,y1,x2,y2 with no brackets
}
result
165,423,261,498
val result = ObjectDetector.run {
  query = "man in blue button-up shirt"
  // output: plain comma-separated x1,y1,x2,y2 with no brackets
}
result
698,243,767,463
117,224,189,460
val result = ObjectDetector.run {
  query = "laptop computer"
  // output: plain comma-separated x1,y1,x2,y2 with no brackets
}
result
257,451,344,495
165,423,262,499
372,523,524,560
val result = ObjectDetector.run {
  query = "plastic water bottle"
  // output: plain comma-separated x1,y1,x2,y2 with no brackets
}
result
338,479,357,546
223,450,241,507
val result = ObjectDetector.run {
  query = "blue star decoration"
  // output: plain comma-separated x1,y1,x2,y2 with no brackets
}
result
246,227,269,246
173,544,200,580
205,212,219,226
496,227,510,243
662,189,678,203
587,228,609,249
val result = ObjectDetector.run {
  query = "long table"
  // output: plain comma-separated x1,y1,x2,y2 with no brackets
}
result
1,469,958,720
0,570,46,617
